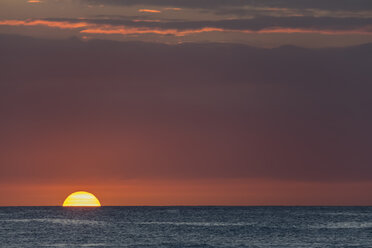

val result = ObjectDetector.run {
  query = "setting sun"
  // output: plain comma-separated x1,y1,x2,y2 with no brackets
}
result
62,191,101,207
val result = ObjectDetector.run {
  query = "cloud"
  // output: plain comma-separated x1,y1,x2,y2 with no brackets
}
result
0,19,89,29
164,7,181,11
0,34,372,183
80,1,372,20
83,0,372,12
138,9,161,13
80,27,223,36
2,16,372,37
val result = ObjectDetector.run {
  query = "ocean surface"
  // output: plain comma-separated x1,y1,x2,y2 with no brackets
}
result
1,206,371,247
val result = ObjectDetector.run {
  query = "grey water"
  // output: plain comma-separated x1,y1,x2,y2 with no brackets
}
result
1,207,372,248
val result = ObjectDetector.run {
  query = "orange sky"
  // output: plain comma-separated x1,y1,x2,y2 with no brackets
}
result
1,179,372,206
1,0,372,206
1,35,372,206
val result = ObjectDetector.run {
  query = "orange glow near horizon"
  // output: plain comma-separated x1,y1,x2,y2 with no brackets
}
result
62,191,101,207
2,179,372,206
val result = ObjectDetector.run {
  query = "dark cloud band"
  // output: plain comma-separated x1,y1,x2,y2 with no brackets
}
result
84,0,372,11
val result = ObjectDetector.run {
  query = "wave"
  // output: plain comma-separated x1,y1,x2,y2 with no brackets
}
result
1,218,105,226
310,221,372,229
135,221,254,227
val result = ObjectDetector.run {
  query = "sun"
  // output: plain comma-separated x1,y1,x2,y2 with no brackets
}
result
63,191,101,207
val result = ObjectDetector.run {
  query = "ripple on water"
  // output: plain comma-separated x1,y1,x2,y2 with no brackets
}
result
310,221,372,229
1,218,105,226
135,221,255,226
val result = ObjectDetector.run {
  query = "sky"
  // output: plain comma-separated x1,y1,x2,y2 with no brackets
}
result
1,0,372,206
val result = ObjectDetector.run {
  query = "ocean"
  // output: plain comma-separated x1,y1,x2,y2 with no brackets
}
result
1,206,371,247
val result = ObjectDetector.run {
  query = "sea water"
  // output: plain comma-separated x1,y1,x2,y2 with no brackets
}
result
1,206,371,247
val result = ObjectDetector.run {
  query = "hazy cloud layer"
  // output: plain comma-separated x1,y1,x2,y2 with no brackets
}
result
2,16,372,37
1,34,371,184
84,0,372,11
1,0,372,47
45,16,372,32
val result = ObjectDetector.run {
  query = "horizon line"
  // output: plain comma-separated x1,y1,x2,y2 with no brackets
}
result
1,205,372,207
